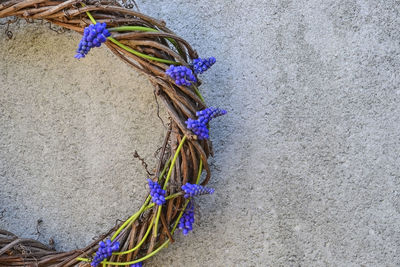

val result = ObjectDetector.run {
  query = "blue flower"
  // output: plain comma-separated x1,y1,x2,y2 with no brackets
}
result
185,107,227,140
181,183,214,198
91,239,119,267
186,118,210,139
147,179,166,205
192,57,216,74
130,263,143,267
75,23,111,59
166,65,197,86
178,201,195,235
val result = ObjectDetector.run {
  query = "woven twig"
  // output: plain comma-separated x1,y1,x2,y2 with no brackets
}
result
0,0,213,266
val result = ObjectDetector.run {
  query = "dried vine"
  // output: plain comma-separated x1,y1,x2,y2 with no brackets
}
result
0,0,221,266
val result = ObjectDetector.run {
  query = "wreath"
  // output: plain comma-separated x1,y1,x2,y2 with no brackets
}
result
0,1,226,266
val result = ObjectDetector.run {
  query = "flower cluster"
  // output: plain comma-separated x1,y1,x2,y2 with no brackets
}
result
166,65,197,86
130,263,143,267
75,23,111,59
192,57,216,74
91,239,120,267
178,202,195,235
181,183,214,198
185,107,227,139
147,179,166,205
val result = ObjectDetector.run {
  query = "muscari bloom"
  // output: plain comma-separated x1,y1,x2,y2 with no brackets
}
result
75,23,111,59
166,65,197,86
181,183,214,198
91,239,119,267
130,263,143,267
178,201,195,235
192,57,216,74
147,179,166,205
185,107,227,140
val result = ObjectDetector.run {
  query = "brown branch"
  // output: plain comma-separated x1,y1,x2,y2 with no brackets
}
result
0,0,47,17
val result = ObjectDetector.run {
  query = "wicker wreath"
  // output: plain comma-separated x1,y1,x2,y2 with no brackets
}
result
0,1,226,266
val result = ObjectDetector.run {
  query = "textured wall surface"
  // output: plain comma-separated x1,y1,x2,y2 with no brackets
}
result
1,0,400,266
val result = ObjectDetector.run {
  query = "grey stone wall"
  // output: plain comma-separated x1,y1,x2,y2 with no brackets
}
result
1,0,399,266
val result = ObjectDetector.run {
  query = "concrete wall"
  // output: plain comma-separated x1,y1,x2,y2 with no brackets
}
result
1,0,399,266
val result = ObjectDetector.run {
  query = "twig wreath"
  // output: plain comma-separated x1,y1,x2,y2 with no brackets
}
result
0,0,226,266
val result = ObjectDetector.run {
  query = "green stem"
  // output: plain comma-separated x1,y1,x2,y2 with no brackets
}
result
76,199,189,265
97,197,190,265
165,192,183,200
102,240,170,266
152,136,187,237
76,257,90,262
171,160,203,234
163,136,187,190
82,6,178,65
136,192,183,214
109,158,176,242
153,205,162,237
86,11,96,24
171,199,190,234
107,37,178,65
108,26,158,33
98,197,193,265
195,160,203,184
76,173,196,264
158,158,172,182
80,3,96,24
192,84,205,102
108,26,185,59
111,196,151,241
110,156,173,241
112,214,156,255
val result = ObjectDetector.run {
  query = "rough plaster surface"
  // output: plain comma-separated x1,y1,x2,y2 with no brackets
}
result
0,18,167,251
1,0,400,266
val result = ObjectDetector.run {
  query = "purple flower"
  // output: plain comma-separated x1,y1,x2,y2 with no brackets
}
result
166,65,197,86
75,23,111,59
147,179,166,205
91,239,119,267
185,107,227,140
192,57,216,74
130,263,143,267
181,183,214,198
178,201,195,235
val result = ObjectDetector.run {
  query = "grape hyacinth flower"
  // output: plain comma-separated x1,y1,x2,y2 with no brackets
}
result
178,201,195,235
192,57,216,74
130,263,143,267
91,239,120,267
147,179,166,205
75,23,111,59
181,183,214,198
166,65,197,86
185,107,227,140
